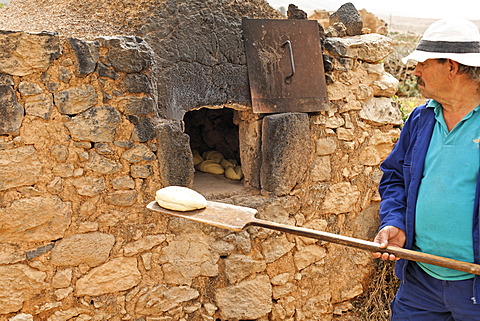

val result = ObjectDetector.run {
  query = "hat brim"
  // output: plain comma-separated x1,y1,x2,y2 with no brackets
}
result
402,50,480,67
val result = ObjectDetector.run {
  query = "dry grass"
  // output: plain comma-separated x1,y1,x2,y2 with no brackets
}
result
351,260,400,320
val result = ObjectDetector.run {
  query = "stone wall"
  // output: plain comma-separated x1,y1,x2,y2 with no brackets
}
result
0,25,402,321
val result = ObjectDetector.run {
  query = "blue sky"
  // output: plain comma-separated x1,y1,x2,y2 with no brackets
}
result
266,0,480,20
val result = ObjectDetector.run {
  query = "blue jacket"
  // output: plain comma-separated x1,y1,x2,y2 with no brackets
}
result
379,101,480,303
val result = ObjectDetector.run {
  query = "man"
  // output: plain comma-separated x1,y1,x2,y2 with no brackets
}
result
373,17,480,320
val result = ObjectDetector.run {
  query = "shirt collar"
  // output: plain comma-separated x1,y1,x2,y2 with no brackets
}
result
426,99,480,121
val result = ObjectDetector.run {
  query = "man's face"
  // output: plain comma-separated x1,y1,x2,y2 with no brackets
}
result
413,59,450,100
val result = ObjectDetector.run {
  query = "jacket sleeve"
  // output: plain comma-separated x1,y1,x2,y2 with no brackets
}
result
378,108,420,232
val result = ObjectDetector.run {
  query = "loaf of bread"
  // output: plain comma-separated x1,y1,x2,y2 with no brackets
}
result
225,165,243,180
203,150,224,163
155,186,207,211
192,150,203,166
198,160,225,174
220,158,237,169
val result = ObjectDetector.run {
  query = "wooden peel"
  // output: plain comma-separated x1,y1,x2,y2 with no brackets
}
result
147,200,480,276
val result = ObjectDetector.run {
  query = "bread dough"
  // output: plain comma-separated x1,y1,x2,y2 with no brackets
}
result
155,186,207,211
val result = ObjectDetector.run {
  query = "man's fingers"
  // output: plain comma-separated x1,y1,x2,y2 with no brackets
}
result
372,251,398,261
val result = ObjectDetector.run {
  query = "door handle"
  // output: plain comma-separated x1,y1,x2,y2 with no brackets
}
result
282,40,295,84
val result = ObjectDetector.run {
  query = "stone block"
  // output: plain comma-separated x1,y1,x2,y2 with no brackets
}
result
18,82,43,96
260,113,311,196
50,232,115,267
324,34,394,63
0,31,61,76
0,196,72,243
156,121,194,187
118,96,155,115
105,190,138,206
135,285,200,315
0,264,47,314
322,182,361,214
54,84,98,115
24,93,53,119
71,176,106,196
0,146,41,191
359,97,403,125
122,143,156,163
75,257,141,296
0,85,24,135
102,36,152,73
329,3,363,36
68,38,99,76
65,106,121,142
127,115,156,142
215,275,272,320
124,73,152,94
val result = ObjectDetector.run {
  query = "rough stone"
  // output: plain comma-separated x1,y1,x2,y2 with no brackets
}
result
0,146,42,191
156,121,194,187
326,81,349,101
372,72,399,97
135,285,200,315
8,313,34,321
104,190,138,206
360,97,403,125
124,234,166,256
103,36,152,73
130,164,153,178
65,106,121,142
322,182,361,214
18,81,43,96
52,269,73,289
118,96,155,115
294,245,327,270
311,156,332,182
215,275,272,320
224,254,267,284
96,62,119,79
0,196,71,243
50,232,115,267
124,73,152,94
68,38,99,76
0,264,47,314
71,176,106,196
26,242,55,260
261,234,295,264
315,137,337,155
0,31,61,76
159,232,219,285
127,115,156,142
261,113,311,196
85,151,122,174
24,93,54,119
111,175,135,190
122,144,156,163
75,257,141,296
0,85,24,135
329,2,363,36
54,84,98,115
324,34,394,63
0,73,14,85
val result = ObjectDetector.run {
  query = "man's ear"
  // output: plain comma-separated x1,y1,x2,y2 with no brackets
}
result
448,59,460,77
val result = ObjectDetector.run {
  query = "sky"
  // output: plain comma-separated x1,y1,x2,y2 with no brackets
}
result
266,0,480,20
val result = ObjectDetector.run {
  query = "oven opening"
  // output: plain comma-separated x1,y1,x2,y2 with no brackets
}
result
184,107,249,198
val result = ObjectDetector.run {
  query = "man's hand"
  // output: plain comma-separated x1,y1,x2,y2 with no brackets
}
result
372,226,406,261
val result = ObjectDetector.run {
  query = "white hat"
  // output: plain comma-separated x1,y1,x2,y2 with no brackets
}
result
402,17,480,67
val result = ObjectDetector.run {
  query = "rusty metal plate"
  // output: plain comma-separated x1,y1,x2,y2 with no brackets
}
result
242,18,329,113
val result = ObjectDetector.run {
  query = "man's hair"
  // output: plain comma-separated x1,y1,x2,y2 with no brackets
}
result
437,58,480,83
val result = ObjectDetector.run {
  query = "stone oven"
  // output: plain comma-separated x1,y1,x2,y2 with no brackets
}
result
0,1,403,320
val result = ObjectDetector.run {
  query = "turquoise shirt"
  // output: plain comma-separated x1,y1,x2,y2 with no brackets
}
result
415,99,480,280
